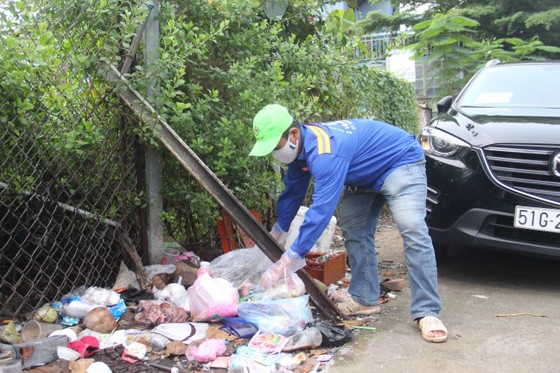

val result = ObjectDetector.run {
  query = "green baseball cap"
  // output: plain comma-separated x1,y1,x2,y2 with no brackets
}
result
249,104,293,156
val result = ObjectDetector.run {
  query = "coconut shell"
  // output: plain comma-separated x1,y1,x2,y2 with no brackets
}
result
171,261,198,287
83,307,118,333
152,274,169,290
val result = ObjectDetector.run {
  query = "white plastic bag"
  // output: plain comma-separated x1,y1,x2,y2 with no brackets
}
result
187,274,239,322
156,283,189,311
82,287,120,306
285,206,337,253
113,262,140,290
143,264,176,283
61,300,101,318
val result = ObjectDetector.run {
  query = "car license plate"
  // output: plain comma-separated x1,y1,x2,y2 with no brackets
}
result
514,206,560,233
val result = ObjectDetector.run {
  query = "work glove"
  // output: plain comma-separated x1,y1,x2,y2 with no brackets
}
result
260,249,306,290
269,222,289,248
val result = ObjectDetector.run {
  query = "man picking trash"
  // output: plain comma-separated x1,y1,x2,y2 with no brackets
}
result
249,104,447,343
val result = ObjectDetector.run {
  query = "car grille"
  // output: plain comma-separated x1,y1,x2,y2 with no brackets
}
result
426,186,440,213
483,145,560,204
487,215,560,247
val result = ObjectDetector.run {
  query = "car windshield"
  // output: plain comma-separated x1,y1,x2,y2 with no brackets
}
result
457,64,560,109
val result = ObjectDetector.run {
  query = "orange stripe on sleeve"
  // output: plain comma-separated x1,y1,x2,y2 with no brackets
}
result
308,126,331,154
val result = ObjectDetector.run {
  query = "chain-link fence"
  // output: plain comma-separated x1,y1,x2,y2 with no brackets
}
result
0,1,149,318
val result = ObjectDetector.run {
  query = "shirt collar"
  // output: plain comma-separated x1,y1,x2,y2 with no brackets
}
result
297,125,309,161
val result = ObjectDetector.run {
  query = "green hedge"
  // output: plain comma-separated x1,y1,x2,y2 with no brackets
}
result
131,0,419,246
0,0,419,248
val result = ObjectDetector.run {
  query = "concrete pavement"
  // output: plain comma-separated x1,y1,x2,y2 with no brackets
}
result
325,223,560,373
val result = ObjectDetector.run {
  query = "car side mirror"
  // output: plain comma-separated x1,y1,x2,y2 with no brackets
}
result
436,96,453,115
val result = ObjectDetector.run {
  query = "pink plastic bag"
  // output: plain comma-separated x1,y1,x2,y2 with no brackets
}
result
185,338,227,363
187,273,239,322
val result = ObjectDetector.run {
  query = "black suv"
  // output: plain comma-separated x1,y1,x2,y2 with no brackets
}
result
419,60,560,258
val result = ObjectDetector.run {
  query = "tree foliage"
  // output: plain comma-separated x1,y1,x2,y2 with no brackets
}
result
359,1,560,97
407,11,560,96
362,0,560,48
130,0,419,244
1,0,419,248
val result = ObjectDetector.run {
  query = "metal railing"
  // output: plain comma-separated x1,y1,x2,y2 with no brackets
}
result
358,32,442,100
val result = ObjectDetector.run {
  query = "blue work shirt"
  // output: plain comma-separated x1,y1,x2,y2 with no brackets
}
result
276,119,423,258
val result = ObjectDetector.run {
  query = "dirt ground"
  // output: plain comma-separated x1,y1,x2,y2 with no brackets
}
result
325,220,560,373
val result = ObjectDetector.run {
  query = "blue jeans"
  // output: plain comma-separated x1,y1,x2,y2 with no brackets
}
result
339,160,441,320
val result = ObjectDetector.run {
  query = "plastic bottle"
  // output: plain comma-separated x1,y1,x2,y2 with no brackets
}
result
197,261,213,277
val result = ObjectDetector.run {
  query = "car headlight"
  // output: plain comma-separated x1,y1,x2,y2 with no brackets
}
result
419,127,471,157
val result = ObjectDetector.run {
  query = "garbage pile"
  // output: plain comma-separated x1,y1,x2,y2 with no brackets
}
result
0,248,358,373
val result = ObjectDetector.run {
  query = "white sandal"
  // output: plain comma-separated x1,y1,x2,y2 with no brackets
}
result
418,316,448,343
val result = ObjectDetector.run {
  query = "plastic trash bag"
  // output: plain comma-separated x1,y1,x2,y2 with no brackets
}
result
262,272,305,300
284,206,337,253
218,248,270,287
113,262,140,290
60,297,101,318
0,321,22,344
119,288,155,304
210,248,272,291
176,251,201,267
68,336,100,358
82,287,120,306
187,274,239,322
155,283,189,310
185,338,226,363
228,345,292,373
237,295,313,337
133,300,188,327
327,284,351,303
220,317,258,339
151,323,195,342
56,286,97,319
143,264,176,284
312,320,353,347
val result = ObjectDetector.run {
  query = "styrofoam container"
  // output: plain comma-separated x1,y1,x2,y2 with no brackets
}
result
49,328,78,342
86,361,112,373
56,346,81,361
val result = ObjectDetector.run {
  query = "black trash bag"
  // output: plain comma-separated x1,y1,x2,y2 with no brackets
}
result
312,320,353,347
120,288,155,304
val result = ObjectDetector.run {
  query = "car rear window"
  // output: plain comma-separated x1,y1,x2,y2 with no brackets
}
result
457,64,560,109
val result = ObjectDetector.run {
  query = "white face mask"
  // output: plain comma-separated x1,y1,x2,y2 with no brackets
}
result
272,138,299,164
